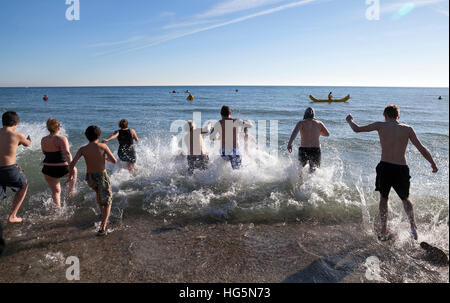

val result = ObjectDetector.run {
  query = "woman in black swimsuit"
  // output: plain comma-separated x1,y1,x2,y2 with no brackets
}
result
102,119,139,174
41,118,77,207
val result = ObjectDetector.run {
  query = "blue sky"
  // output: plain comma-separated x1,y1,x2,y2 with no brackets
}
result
0,0,448,87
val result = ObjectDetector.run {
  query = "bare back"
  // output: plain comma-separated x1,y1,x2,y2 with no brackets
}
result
377,122,411,165
41,135,64,153
80,142,109,173
0,128,28,166
299,119,326,148
41,135,71,165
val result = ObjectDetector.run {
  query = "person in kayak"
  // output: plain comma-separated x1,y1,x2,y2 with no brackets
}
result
346,104,438,241
288,107,329,173
102,119,139,175
328,92,333,100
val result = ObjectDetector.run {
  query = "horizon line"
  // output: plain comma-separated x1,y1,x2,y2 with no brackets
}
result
0,84,448,89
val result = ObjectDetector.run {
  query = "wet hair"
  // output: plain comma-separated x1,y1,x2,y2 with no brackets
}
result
383,104,400,119
221,106,231,117
243,127,248,133
303,107,315,120
183,120,195,132
119,119,128,129
46,118,61,134
2,111,19,127
85,125,101,142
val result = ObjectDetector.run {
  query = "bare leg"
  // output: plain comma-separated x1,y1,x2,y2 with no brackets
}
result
44,174,62,208
379,195,389,237
8,182,28,223
100,205,111,231
64,167,77,198
127,162,135,175
402,198,418,240
95,191,111,232
295,163,304,189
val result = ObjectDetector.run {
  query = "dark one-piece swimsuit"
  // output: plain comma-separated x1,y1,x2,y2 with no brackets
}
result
42,150,69,178
117,129,136,163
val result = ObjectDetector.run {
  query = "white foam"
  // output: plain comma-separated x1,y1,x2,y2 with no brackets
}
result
16,122,68,155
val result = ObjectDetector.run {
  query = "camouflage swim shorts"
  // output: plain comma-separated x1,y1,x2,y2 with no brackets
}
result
86,171,112,207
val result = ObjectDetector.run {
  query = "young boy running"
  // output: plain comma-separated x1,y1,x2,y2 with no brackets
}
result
69,126,117,236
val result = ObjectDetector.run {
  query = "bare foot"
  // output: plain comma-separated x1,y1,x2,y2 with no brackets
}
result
66,191,76,199
8,216,23,223
411,228,418,241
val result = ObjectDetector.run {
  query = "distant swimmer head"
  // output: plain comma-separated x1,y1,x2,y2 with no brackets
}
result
46,118,61,134
85,125,101,142
43,95,49,101
383,104,400,120
183,120,195,132
221,106,231,118
119,119,128,129
303,107,315,120
2,111,19,127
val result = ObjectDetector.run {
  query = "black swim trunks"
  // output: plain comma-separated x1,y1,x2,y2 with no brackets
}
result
42,165,69,179
187,155,209,174
298,147,321,170
0,164,27,200
375,161,411,200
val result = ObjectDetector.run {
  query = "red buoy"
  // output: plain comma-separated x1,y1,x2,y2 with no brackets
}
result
43,95,48,101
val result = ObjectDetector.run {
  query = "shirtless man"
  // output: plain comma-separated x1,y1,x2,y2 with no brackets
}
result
240,127,257,155
210,106,253,170
69,126,117,236
287,107,330,173
328,92,333,101
0,111,31,224
184,120,211,175
346,105,438,241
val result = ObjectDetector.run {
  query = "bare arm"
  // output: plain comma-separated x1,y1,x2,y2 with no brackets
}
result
238,119,254,129
346,114,380,133
69,148,82,174
131,129,139,142
201,122,212,135
103,145,117,164
18,133,31,147
320,122,330,137
102,131,119,143
60,137,73,163
41,138,45,154
409,128,438,173
210,122,220,141
287,122,301,153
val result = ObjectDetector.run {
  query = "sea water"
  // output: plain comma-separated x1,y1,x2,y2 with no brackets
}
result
0,86,448,278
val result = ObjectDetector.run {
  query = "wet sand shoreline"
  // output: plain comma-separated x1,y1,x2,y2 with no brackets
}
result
0,216,448,283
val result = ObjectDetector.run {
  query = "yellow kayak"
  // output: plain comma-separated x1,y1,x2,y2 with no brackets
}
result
309,94,350,103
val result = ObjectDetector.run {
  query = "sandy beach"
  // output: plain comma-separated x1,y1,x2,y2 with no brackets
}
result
1,214,447,283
